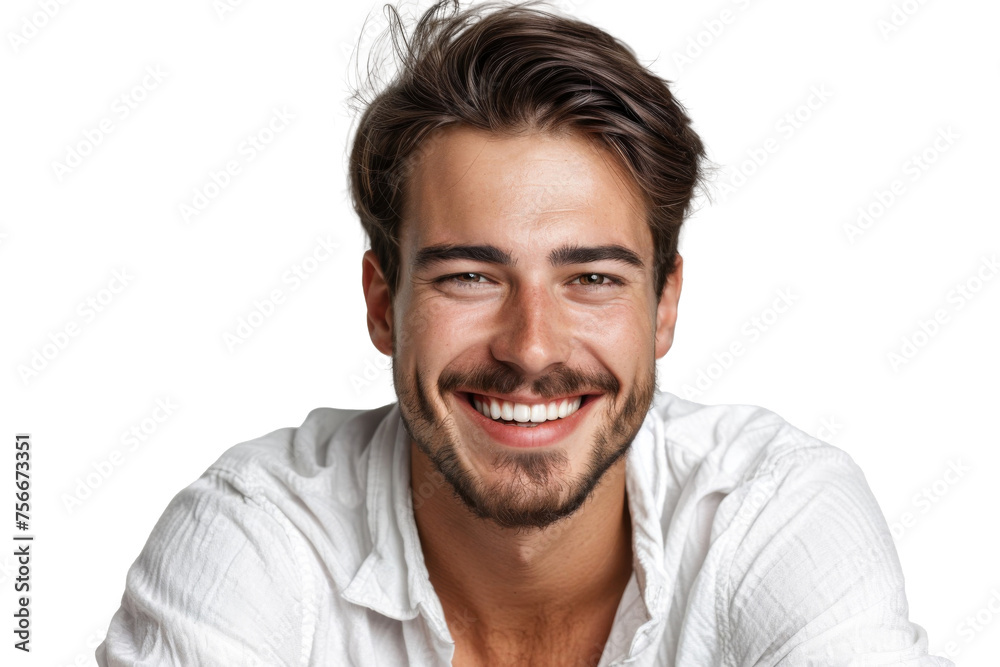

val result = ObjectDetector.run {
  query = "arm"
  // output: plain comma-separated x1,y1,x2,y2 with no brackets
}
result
97,470,305,666
720,446,953,666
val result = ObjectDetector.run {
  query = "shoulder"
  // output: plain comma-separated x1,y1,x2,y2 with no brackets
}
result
138,402,397,562
645,391,878,572
207,403,396,487
714,444,942,664
642,391,873,562
643,394,946,663
99,445,310,665
98,402,400,666
645,389,831,485
199,402,399,578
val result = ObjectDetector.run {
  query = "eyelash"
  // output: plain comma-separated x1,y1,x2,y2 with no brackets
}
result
437,272,624,289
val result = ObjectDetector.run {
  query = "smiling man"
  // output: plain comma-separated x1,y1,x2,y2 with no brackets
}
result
373,126,662,664
382,125,663,533
98,1,954,666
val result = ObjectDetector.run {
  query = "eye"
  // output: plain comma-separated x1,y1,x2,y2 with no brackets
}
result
572,273,621,287
435,272,493,288
453,272,486,283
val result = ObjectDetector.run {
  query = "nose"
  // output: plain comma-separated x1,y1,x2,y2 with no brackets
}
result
489,283,573,377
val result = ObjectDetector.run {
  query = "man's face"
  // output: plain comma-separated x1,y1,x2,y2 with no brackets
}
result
362,126,681,529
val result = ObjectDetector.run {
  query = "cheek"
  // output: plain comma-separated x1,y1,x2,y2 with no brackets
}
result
576,304,651,347
575,305,655,385
402,296,492,361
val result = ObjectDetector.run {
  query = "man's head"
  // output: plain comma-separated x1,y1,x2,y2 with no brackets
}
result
352,0,705,529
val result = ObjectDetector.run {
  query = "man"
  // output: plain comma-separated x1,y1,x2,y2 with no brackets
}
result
98,1,954,665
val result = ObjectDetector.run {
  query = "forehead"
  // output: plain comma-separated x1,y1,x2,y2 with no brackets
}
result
401,126,650,258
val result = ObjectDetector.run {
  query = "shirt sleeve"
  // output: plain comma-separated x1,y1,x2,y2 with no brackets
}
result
96,470,305,667
720,445,954,667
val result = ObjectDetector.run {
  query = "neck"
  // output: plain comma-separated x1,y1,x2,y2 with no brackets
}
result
409,441,634,632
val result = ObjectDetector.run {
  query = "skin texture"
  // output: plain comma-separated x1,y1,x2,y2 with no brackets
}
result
361,125,683,666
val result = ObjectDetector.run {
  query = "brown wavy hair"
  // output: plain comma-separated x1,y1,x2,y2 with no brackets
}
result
348,0,707,298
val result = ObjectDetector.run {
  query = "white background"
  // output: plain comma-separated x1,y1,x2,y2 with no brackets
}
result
1,0,997,664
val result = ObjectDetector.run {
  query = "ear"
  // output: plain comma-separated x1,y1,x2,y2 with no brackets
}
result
654,254,683,359
362,250,393,356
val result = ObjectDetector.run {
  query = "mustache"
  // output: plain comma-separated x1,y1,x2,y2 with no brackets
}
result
438,362,620,400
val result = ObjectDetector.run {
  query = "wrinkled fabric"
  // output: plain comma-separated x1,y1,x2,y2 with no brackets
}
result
98,391,954,666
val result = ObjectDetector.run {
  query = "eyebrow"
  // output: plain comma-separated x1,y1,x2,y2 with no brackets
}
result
412,243,645,271
548,243,644,269
412,244,515,271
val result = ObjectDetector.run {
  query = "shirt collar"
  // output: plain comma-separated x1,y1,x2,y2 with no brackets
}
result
622,391,672,656
341,394,674,647
340,404,442,633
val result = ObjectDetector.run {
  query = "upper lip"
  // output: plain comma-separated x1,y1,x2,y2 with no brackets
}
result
458,389,596,404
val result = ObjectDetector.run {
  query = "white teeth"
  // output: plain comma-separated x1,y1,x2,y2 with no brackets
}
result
473,394,584,424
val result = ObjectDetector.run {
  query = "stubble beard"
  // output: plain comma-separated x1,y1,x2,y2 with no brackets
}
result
394,353,656,530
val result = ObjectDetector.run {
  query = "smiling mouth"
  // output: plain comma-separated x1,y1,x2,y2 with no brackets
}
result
464,392,590,428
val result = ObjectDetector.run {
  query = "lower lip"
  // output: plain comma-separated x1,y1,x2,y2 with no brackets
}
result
456,392,597,449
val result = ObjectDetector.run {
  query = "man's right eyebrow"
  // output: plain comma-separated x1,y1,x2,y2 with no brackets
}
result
412,244,515,271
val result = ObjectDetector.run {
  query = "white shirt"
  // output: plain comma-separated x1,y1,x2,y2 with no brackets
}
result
97,391,954,666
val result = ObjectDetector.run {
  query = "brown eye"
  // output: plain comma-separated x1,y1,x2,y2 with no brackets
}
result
456,273,482,282
579,273,604,285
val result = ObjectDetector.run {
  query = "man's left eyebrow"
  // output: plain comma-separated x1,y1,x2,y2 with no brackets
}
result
548,244,644,269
